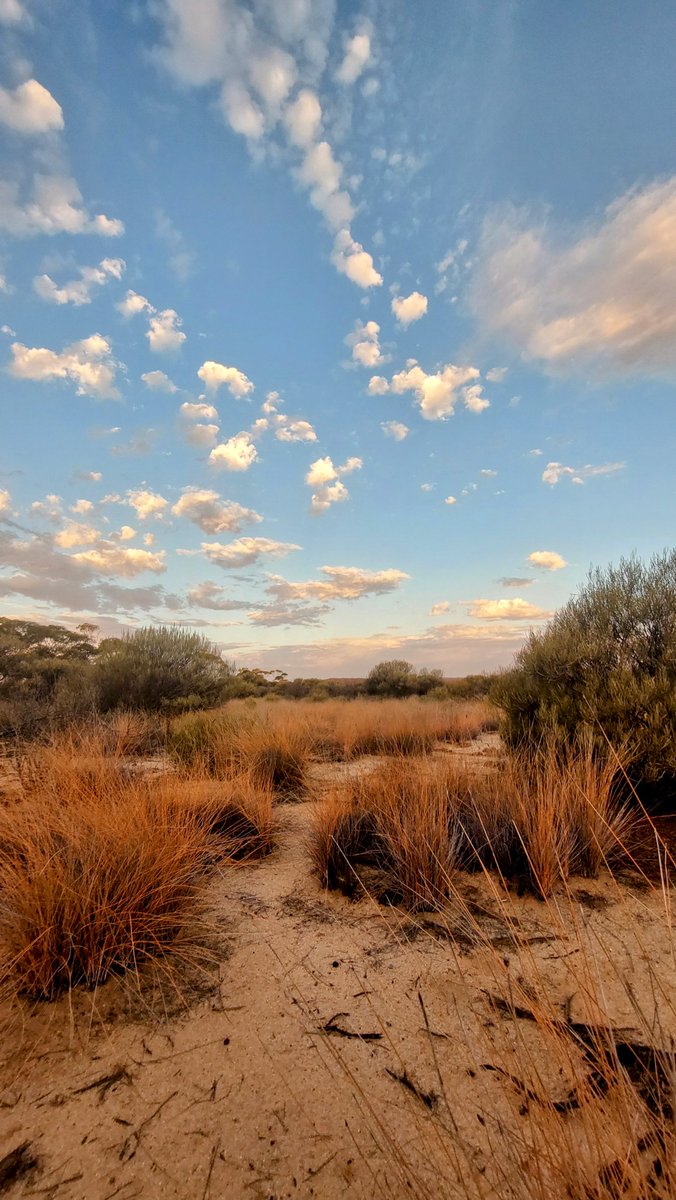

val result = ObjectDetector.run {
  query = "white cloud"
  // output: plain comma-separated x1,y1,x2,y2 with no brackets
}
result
197,360,254,397
117,290,153,318
0,79,64,134
529,448,543,457
30,494,62,522
142,369,178,393
381,420,409,441
202,536,301,569
180,400,218,420
187,580,250,611
542,460,625,486
209,432,258,471
391,291,428,327
335,29,372,85
298,139,353,229
54,521,100,548
528,550,567,571
431,601,450,616
182,422,220,448
72,543,166,577
116,525,137,541
171,487,261,534
275,418,317,443
127,489,168,520
70,498,94,514
268,565,409,603
480,468,497,478
486,366,508,382
345,319,384,368
466,598,551,621
147,308,186,353
444,495,457,506
0,488,12,516
8,333,120,399
284,88,321,147
305,454,362,513
33,256,125,306
471,178,676,376
374,360,486,421
332,229,382,289
0,0,27,22
0,174,123,238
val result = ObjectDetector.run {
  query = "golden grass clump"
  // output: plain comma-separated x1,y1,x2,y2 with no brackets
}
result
310,741,634,906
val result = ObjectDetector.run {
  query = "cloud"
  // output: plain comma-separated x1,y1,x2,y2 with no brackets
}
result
268,565,409,603
180,400,218,420
335,28,372,85
0,174,123,238
305,454,362,513
284,88,321,147
391,291,428,327
70,498,94,515
466,598,551,621
431,601,450,616
127,489,168,520
72,543,166,577
542,460,625,486
248,601,329,627
480,468,497,478
0,78,64,134
381,420,409,441
117,290,153,318
202,536,301,569
171,487,261,534
0,0,27,22
331,229,382,288
187,580,251,611
0,488,12,516
197,360,254,396
471,178,676,376
528,550,567,571
275,418,317,443
33,257,124,306
498,576,535,588
209,432,258,471
142,369,177,393
444,496,457,506
54,521,100,548
8,333,120,398
372,360,487,420
486,366,508,382
182,422,220,448
147,308,186,353
155,208,195,280
345,319,385,368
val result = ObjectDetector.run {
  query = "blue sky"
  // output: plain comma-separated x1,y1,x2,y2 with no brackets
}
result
0,0,674,676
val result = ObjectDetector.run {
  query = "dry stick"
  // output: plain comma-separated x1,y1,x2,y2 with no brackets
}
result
201,1140,220,1200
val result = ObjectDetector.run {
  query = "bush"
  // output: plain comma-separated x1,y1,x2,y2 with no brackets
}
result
493,551,676,795
94,627,233,712
365,660,445,697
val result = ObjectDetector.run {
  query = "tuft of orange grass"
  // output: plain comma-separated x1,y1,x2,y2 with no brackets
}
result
0,785,209,1000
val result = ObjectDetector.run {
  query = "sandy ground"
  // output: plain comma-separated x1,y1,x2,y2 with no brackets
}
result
1,741,675,1199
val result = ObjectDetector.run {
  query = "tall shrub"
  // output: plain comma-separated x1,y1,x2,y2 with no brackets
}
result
94,626,232,712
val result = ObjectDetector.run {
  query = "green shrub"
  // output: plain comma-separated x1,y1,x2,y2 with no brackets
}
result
493,550,676,793
94,627,233,712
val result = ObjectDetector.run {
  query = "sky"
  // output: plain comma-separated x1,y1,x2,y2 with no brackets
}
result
0,0,674,677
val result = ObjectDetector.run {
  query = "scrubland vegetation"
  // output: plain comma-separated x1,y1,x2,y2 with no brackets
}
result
0,550,674,1197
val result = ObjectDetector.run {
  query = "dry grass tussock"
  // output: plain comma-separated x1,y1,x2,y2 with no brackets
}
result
310,740,636,904
0,740,276,1001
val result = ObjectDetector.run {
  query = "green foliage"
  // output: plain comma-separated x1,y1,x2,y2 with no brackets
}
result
365,660,445,698
0,618,98,736
94,626,233,712
493,551,676,789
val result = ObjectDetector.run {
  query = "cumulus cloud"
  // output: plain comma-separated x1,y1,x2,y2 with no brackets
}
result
127,489,168,520
466,597,551,621
54,521,100,548
498,576,535,588
431,601,450,616
209,432,258,471
180,400,218,420
331,229,382,288
147,308,186,353
0,488,12,516
72,542,166,577
284,87,321,147
305,454,362,513
528,550,567,571
187,580,250,611
0,78,64,134
335,27,372,85
202,536,301,569
381,420,409,441
8,333,120,398
247,601,329,627
542,460,625,486
486,366,508,382
275,418,317,443
0,174,123,238
70,499,94,514
0,0,27,22
197,360,254,397
142,369,178,393
267,565,409,603
171,487,261,534
372,360,487,421
117,290,153,318
471,178,676,376
391,290,428,327
444,495,457,506
345,319,385,368
33,257,124,306
182,422,220,448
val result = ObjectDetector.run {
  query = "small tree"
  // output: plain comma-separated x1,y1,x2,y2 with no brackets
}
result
94,626,232,712
493,550,676,790
366,660,418,697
